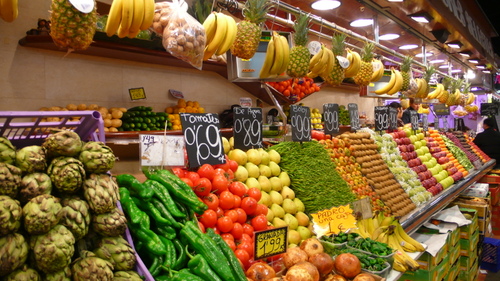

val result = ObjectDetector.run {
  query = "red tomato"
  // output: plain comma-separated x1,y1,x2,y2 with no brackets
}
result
212,175,229,194
221,233,234,241
215,207,224,218
225,169,235,181
229,181,247,197
180,177,194,188
234,249,250,270
230,222,244,240
171,167,186,178
224,237,236,251
251,214,268,231
213,168,227,178
242,225,254,238
224,209,239,223
193,177,212,197
237,240,254,258
197,221,206,233
199,209,217,228
254,203,269,216
214,161,230,172
246,187,262,202
219,191,235,210
197,164,215,181
202,193,219,210
228,159,239,172
241,197,258,215
185,171,200,184
233,195,241,208
217,216,234,233
234,208,247,224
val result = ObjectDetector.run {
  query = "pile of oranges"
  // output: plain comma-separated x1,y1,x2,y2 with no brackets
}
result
266,77,321,103
165,99,206,130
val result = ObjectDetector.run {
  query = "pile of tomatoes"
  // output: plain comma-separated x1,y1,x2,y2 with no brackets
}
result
172,157,272,269
266,77,321,103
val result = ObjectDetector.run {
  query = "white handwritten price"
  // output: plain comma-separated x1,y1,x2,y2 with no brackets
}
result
181,114,224,166
348,104,360,130
290,106,311,141
323,104,339,134
410,113,419,130
233,118,262,147
375,107,389,131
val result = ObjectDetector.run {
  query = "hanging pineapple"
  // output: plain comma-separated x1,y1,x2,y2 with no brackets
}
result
438,77,452,104
353,42,375,86
400,56,413,91
417,65,435,98
231,0,272,60
286,12,311,78
49,0,97,51
324,34,346,86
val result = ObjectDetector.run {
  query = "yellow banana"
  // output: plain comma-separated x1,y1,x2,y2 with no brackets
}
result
140,0,155,30
387,69,403,95
106,0,124,36
277,35,290,75
344,49,361,78
321,48,335,78
427,83,443,99
393,258,409,272
356,219,370,238
269,32,284,76
308,46,324,70
119,0,134,37
389,236,420,271
259,35,275,79
373,68,396,95
203,12,217,47
0,0,18,22
370,59,385,82
365,217,375,235
216,14,237,56
204,13,227,61
308,46,326,78
414,79,424,98
128,0,144,34
371,226,388,240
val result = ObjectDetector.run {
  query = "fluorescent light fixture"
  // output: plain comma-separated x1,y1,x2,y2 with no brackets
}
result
450,69,462,73
468,59,479,64
409,12,433,23
350,19,373,27
388,0,403,2
471,87,480,91
483,70,491,74
415,52,433,58
466,70,476,79
446,41,463,49
379,33,400,40
311,0,341,10
476,64,486,69
429,59,445,63
459,51,472,57
438,64,450,69
399,44,419,50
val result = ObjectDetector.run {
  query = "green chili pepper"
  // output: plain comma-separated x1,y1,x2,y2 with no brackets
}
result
148,254,165,277
132,196,172,227
115,174,154,201
206,228,247,281
172,239,188,270
132,227,167,256
119,188,150,229
170,268,205,281
144,179,186,218
187,253,223,281
151,198,182,229
159,236,176,269
156,224,177,240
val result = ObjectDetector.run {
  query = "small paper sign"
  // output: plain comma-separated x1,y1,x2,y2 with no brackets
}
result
311,204,357,237
233,107,262,149
434,103,450,116
442,117,448,131
169,89,184,99
337,56,350,69
240,97,253,107
350,197,372,220
388,107,398,131
290,105,311,142
323,103,339,135
129,87,146,101
422,114,428,132
254,226,288,260
69,0,94,13
139,134,185,167
348,103,360,130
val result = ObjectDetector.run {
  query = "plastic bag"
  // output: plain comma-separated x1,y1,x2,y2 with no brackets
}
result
152,1,173,36
161,0,205,70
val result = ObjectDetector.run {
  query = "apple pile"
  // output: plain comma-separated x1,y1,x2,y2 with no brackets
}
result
439,134,475,171
424,136,464,183
445,131,481,163
428,129,469,178
340,130,416,217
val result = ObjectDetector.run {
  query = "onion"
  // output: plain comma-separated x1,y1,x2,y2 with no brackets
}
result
323,274,347,281
245,262,276,281
334,253,361,279
299,238,324,257
309,252,335,275
282,247,309,269
291,262,320,281
284,267,314,281
353,273,376,281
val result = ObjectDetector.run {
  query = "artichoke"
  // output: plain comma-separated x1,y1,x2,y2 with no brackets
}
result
93,236,136,271
113,271,143,281
42,130,82,158
0,163,22,198
91,207,127,237
0,233,29,277
83,174,119,214
47,157,86,194
44,266,71,281
4,264,41,281
59,196,91,241
19,172,52,203
71,251,114,281
79,141,116,174
29,224,75,274
15,145,47,174
0,195,22,236
23,194,62,235
0,137,16,165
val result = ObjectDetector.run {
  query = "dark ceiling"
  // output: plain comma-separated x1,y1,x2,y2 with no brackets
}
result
476,0,500,57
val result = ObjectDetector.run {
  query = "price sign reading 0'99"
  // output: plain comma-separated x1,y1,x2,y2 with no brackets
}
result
233,107,262,150
410,111,419,131
388,107,398,131
290,105,311,142
323,103,339,135
254,226,288,260
374,106,389,132
348,103,360,130
180,113,225,168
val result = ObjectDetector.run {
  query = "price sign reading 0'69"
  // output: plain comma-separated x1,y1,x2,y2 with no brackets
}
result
290,105,311,142
323,103,339,135
180,113,225,168
374,106,389,132
233,107,262,150
348,103,360,130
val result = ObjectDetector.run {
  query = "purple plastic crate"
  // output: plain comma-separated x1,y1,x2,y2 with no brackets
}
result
481,237,500,272
0,111,105,148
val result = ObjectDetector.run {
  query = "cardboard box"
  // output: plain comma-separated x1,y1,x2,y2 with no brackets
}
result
458,257,478,281
479,174,500,183
459,253,477,269
448,242,460,266
398,255,449,281
490,184,500,206
416,242,448,270
458,208,478,239
448,226,460,247
479,215,491,236
460,230,479,257
445,260,460,281
451,197,489,219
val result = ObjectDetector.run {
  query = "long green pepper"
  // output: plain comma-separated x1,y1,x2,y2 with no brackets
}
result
187,253,223,281
144,179,186,218
206,228,247,281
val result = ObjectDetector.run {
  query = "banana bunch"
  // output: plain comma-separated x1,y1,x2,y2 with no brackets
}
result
344,49,361,78
306,45,333,79
203,12,237,61
415,78,429,99
0,0,18,22
465,92,476,105
370,59,385,82
418,104,430,114
446,88,462,106
425,83,444,100
372,67,403,95
465,104,478,113
106,0,155,38
259,31,290,79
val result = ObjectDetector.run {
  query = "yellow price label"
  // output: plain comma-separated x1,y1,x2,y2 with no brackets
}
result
254,226,288,260
129,87,146,100
310,204,357,237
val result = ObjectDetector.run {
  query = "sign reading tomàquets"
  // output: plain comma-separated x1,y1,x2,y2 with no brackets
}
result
233,107,262,150
348,103,360,130
323,103,339,135
180,113,225,168
374,106,389,132
310,204,356,238
290,105,311,142
254,226,288,260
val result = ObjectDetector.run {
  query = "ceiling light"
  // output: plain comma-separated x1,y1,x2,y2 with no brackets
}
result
311,0,341,11
399,44,419,50
429,59,445,63
409,12,433,23
438,64,450,69
415,52,433,57
388,0,403,2
446,41,463,49
431,29,450,44
483,70,491,74
450,69,462,73
466,70,476,79
468,59,479,64
476,64,486,69
459,51,472,57
379,33,400,40
350,19,373,27
471,87,480,91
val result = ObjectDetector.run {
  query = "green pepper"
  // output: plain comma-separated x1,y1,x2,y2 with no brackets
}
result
148,254,165,277
159,236,176,269
144,179,186,218
206,228,247,281
151,198,182,229
132,227,167,256
115,174,154,201
155,275,171,281
187,253,223,281
172,239,188,270
119,188,150,229
156,224,177,240
132,196,172,227
170,268,205,281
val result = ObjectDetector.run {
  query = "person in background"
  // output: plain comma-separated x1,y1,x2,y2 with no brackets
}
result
388,101,405,127
402,98,419,124
473,117,500,168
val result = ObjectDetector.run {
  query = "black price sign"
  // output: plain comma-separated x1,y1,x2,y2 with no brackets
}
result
442,117,449,131
388,107,398,131
374,106,389,132
433,103,450,116
348,103,360,130
180,113,225,168
290,105,311,142
422,115,428,132
480,103,499,116
323,103,339,135
254,226,288,260
410,111,419,131
233,107,262,150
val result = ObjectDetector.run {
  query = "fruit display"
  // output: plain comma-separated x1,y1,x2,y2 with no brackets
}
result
323,34,347,86
427,129,468,176
310,108,323,130
259,31,290,79
344,48,361,78
446,131,482,163
266,77,321,103
286,12,311,79
307,44,335,80
105,0,155,38
0,131,144,280
372,67,403,96
341,131,415,217
119,106,169,131
424,136,464,184
353,42,375,86
339,105,350,125
202,12,237,60
0,0,18,22
440,134,475,171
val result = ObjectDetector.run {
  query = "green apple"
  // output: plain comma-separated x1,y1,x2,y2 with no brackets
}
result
259,164,272,178
269,176,283,192
281,186,295,200
246,148,262,165
228,148,247,165
268,161,281,176
245,162,260,178
258,175,272,192
268,149,281,164
234,165,248,182
278,171,291,187
284,213,299,230
269,190,284,205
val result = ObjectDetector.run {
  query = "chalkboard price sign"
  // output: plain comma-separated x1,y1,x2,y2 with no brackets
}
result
442,117,449,131
480,103,499,116
180,113,225,168
422,114,428,132
233,107,263,150
290,105,311,142
433,103,450,116
388,107,398,131
374,106,389,132
410,111,419,131
348,103,360,130
323,103,339,135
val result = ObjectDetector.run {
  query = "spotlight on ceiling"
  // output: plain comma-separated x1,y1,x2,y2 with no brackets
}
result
350,19,374,27
459,51,473,57
483,70,491,74
446,41,463,49
409,12,433,23
311,0,341,11
438,64,450,69
450,69,462,73
399,44,419,50
431,29,450,44
379,33,400,40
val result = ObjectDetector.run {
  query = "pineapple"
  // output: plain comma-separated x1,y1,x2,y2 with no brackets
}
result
439,77,452,104
286,13,311,78
353,42,375,86
324,34,346,86
231,0,271,59
400,56,413,91
49,0,97,51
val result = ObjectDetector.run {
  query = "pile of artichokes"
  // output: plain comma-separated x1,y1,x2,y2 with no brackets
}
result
0,131,143,280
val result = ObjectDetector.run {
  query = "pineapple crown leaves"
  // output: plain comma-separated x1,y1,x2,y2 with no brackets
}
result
360,42,375,62
441,76,453,90
242,0,272,24
463,82,471,93
450,78,464,92
331,33,346,56
401,56,413,72
292,12,311,47
424,65,435,82
188,0,213,23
